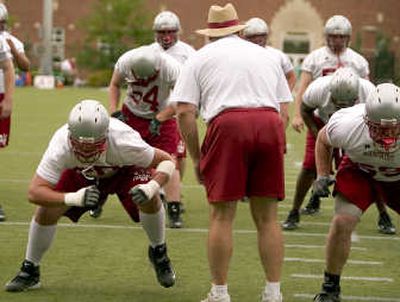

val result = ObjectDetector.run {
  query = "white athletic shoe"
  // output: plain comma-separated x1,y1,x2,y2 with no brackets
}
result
201,293,231,302
261,291,283,302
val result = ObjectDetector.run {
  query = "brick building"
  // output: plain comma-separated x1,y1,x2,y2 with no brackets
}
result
5,0,400,81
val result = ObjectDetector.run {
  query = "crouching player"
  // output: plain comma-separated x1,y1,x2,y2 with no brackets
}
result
5,100,176,292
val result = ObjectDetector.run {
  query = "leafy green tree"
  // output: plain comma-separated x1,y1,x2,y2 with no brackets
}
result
78,0,154,71
374,32,395,83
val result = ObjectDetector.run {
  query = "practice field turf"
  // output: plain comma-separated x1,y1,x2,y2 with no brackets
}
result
0,87,399,302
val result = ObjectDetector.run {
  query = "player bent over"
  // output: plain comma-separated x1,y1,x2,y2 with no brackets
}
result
5,100,176,292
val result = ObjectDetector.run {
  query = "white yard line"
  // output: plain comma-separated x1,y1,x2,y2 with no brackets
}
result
294,294,400,302
285,244,367,251
292,274,393,282
1,222,399,241
286,258,381,265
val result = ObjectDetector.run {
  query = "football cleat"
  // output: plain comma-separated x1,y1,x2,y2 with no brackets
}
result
5,260,41,292
201,293,231,302
377,211,396,235
167,202,184,228
148,243,175,288
0,205,5,221
282,210,300,230
301,195,321,215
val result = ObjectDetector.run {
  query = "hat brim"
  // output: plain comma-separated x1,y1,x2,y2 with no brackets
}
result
195,24,247,37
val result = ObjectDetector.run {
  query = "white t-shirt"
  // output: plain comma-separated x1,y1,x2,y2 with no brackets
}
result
115,48,181,119
169,35,293,123
302,46,369,79
151,40,196,64
36,118,155,185
265,46,294,75
0,33,14,93
303,76,375,123
326,104,400,182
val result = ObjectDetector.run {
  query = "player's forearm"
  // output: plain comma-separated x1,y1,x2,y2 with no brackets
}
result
315,127,333,176
286,70,297,92
177,104,200,164
28,174,67,207
108,84,121,113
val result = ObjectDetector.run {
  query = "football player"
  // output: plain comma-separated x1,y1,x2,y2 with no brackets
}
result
313,83,400,301
108,45,185,229
242,17,296,91
5,100,176,292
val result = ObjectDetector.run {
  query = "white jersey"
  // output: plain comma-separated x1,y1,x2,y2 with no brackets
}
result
115,48,181,119
36,118,155,185
302,46,369,79
326,104,400,182
169,35,293,123
265,46,294,75
150,40,196,64
303,76,375,123
0,33,13,93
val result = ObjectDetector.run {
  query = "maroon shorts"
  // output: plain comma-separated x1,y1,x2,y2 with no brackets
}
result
302,116,342,170
0,93,10,148
302,116,325,170
122,105,179,156
201,108,285,202
335,156,400,214
57,166,152,222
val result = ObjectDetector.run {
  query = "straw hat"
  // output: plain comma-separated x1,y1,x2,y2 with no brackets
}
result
196,3,247,37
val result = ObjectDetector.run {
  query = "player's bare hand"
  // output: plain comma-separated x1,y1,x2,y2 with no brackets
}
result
291,115,304,133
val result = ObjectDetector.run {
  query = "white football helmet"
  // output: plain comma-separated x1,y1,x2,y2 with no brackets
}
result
127,46,159,81
329,67,360,108
365,83,400,152
324,15,352,36
68,100,109,163
243,17,269,36
153,11,180,31
325,15,351,53
0,4,8,21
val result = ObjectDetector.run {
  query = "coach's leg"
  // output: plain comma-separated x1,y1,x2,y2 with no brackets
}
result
250,197,283,300
204,201,236,300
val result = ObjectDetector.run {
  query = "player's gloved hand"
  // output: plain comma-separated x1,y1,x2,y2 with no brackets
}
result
64,185,100,208
111,110,125,122
149,118,161,136
312,175,335,198
130,180,160,205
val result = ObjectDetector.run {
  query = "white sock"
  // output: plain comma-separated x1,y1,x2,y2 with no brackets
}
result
211,283,228,297
25,219,56,265
140,206,165,248
264,281,281,297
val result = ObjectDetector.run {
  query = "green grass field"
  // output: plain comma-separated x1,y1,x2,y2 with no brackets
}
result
0,87,399,302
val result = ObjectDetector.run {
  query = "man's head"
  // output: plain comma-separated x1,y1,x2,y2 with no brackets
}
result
324,15,352,54
153,11,180,50
128,46,160,82
68,100,110,163
0,4,8,32
365,83,400,152
329,67,359,109
242,17,268,47
196,3,247,38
